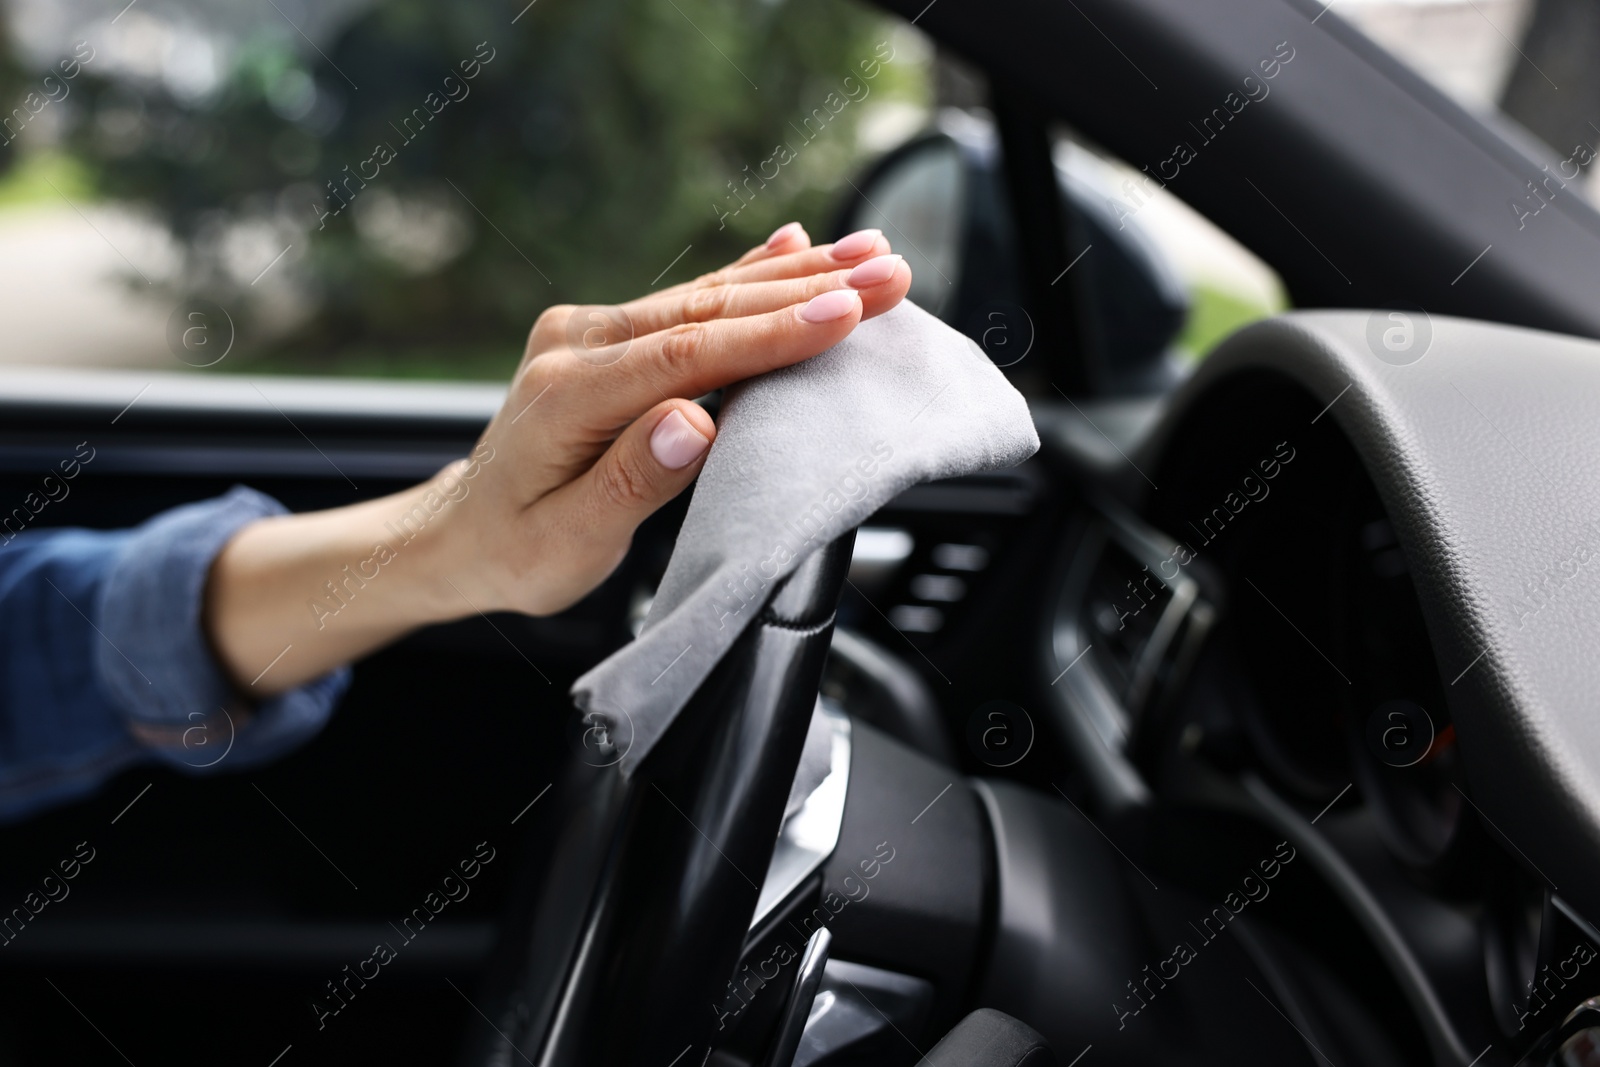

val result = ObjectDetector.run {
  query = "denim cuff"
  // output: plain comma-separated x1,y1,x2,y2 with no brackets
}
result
94,486,351,772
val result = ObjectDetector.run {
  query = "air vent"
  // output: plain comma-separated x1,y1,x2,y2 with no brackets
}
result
1083,537,1174,702
839,468,1040,653
910,573,966,602
931,543,989,571
1050,510,1208,751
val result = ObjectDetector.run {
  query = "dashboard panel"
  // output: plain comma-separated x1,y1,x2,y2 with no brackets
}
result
1036,312,1600,1065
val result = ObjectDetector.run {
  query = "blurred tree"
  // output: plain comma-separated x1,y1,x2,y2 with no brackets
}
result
58,0,923,374
0,19,38,178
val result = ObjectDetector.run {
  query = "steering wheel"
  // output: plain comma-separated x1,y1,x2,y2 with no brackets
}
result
457,532,858,1066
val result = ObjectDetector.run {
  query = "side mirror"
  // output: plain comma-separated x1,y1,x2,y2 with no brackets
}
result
833,110,1190,395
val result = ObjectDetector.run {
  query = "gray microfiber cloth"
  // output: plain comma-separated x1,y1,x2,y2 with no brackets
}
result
572,300,1040,776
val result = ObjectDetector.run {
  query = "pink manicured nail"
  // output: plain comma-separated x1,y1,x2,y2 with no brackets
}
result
650,409,710,470
799,289,861,323
828,228,882,260
846,254,903,289
766,221,804,249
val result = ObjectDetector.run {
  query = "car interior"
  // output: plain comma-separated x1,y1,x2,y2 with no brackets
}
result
5,0,1600,1064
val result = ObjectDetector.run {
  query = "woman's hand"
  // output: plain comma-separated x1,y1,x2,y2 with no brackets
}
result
205,223,913,693
441,222,911,616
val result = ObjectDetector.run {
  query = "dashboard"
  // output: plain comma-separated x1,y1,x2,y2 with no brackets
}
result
1038,312,1600,1065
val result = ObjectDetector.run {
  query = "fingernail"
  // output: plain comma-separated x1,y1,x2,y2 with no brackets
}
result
846,253,903,289
766,221,804,249
828,228,882,261
651,409,711,470
799,289,861,324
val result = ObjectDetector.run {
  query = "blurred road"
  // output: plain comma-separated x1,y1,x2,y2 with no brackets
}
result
0,205,174,367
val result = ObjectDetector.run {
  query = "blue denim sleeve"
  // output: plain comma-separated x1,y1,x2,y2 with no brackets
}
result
0,487,351,822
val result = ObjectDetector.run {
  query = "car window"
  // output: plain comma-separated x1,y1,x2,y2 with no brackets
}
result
1331,0,1599,190
838,104,1287,385
0,0,932,379
1052,135,1287,363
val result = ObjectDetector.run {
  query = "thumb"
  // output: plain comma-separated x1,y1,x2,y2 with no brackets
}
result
571,399,715,536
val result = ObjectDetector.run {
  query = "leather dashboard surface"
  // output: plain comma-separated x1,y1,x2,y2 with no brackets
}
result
1133,311,1600,924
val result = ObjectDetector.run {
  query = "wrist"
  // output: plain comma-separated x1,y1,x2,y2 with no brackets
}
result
204,455,500,694
403,440,533,619
383,463,488,625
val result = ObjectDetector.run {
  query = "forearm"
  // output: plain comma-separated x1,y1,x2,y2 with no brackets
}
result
205,468,472,695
